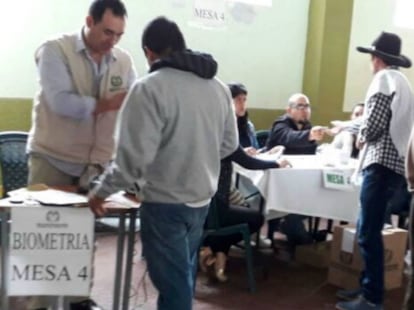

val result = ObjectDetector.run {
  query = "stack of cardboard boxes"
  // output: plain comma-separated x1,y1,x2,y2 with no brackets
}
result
295,225,408,290
328,226,407,289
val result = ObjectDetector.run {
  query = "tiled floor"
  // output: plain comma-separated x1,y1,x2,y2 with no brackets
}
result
8,232,407,310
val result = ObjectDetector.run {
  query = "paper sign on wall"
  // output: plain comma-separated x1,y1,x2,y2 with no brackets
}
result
192,0,226,29
228,0,272,7
9,207,94,296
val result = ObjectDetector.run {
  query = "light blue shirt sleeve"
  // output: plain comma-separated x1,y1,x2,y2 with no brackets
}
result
37,44,96,120
127,65,137,89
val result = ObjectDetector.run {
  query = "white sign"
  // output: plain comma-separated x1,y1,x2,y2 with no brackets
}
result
192,0,226,29
228,0,272,7
322,169,354,191
9,207,94,296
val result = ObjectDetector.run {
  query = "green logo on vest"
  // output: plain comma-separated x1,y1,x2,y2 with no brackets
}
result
111,76,123,87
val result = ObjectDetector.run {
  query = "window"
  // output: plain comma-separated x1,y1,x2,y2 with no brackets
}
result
394,0,414,29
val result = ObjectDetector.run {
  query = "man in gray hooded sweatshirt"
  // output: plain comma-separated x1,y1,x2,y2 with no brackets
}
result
88,16,238,310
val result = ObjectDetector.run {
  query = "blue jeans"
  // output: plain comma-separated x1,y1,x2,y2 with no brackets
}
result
358,164,406,304
140,202,209,310
384,181,411,224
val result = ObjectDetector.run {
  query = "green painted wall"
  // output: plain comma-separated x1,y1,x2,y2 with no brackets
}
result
0,97,281,132
250,0,355,131
303,0,354,127
0,98,32,131
249,108,284,130
0,98,284,131
0,98,31,192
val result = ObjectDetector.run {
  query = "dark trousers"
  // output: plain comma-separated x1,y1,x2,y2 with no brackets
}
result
141,202,209,310
204,205,263,254
403,194,414,310
358,164,405,304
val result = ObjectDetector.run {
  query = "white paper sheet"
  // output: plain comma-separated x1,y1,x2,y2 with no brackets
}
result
341,227,356,253
105,191,140,209
8,188,87,206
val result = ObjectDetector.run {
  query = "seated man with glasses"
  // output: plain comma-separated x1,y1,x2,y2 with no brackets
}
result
265,93,327,247
265,93,326,154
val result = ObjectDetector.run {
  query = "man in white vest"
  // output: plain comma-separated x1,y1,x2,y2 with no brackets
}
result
27,1,136,309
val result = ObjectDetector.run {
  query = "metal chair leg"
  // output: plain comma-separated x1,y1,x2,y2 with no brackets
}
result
242,229,256,293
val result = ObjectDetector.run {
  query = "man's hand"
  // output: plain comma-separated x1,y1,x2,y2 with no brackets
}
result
94,91,127,115
325,126,342,136
244,147,258,156
355,137,365,150
309,126,327,141
267,145,285,155
88,195,107,217
277,159,292,168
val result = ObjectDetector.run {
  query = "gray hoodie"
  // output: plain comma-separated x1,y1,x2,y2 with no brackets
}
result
94,50,238,205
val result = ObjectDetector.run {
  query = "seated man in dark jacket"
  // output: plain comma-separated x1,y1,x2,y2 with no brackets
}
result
265,93,327,246
266,93,326,154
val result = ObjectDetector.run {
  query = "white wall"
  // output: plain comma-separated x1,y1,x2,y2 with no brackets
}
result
343,0,414,111
0,0,309,110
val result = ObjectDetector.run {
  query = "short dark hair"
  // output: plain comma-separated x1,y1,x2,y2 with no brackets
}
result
353,102,365,109
142,16,186,56
228,83,248,98
89,0,127,23
372,54,391,67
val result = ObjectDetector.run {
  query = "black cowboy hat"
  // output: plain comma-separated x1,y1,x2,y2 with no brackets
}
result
357,31,411,68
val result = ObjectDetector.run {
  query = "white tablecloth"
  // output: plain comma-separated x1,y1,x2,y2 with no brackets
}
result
234,155,360,223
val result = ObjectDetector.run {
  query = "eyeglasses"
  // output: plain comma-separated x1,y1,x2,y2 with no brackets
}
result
290,103,311,110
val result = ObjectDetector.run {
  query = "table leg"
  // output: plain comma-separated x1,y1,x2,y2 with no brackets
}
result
112,213,126,310
1,211,9,310
122,210,137,310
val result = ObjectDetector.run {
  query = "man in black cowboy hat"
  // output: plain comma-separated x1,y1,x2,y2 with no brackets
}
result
336,32,414,310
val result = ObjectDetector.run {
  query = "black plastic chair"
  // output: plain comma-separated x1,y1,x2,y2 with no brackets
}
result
202,197,256,292
0,131,29,196
255,130,270,149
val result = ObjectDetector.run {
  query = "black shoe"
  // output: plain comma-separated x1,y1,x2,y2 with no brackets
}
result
70,299,102,310
336,288,363,301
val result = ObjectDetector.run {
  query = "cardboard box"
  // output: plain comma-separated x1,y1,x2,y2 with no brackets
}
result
295,241,331,269
328,226,408,290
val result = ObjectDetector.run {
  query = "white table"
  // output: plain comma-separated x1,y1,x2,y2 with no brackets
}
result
0,189,140,310
234,155,360,223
